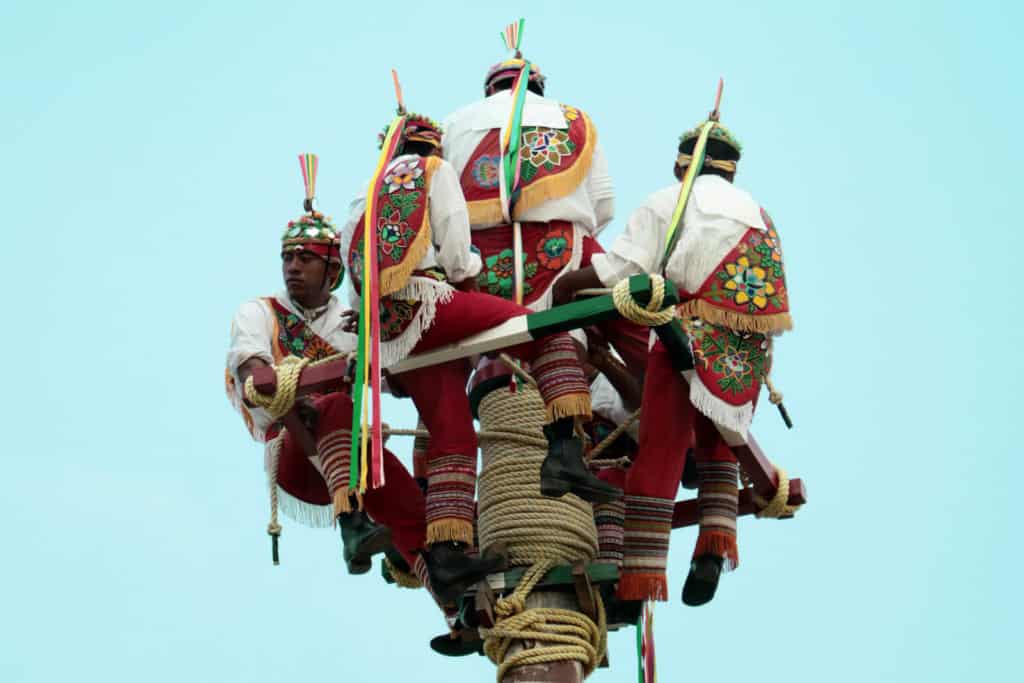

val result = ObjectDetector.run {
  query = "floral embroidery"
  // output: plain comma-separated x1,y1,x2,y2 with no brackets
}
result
272,305,338,361
476,247,538,300
379,298,420,340
471,154,501,189
377,208,416,262
682,317,768,400
535,223,573,270
723,256,775,309
519,127,576,182
702,226,787,316
560,104,579,121
384,160,423,193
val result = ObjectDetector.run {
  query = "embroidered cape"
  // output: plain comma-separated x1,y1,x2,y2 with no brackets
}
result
460,105,596,225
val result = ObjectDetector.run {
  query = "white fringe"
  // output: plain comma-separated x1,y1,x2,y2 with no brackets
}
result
379,276,455,368
276,486,335,528
688,374,754,435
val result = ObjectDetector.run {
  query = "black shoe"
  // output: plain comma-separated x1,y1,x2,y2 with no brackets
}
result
339,511,392,575
430,630,484,657
540,418,622,504
681,554,724,606
681,448,698,490
422,542,506,605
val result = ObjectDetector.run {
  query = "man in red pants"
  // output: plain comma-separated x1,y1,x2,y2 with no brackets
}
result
552,113,793,605
226,193,499,602
341,113,619,553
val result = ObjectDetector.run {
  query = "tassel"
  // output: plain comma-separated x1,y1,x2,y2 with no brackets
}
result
426,518,475,546
637,601,656,683
618,573,668,602
501,18,525,54
298,153,318,213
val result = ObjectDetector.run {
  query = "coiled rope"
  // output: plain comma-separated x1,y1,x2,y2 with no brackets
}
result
475,382,605,680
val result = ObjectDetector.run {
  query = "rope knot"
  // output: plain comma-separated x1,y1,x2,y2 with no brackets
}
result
243,356,310,420
752,467,801,519
611,276,676,327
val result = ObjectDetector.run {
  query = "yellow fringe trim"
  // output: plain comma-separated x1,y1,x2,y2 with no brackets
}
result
678,299,793,335
384,557,423,589
544,392,592,423
426,518,475,545
332,487,363,517
465,112,597,225
378,156,441,297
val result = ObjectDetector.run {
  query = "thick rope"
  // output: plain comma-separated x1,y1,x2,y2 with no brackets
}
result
266,434,284,564
476,383,605,680
751,467,801,519
611,276,676,327
243,352,354,420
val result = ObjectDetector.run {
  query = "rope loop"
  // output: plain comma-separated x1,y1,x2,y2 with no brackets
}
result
752,467,801,518
611,276,676,327
243,356,310,420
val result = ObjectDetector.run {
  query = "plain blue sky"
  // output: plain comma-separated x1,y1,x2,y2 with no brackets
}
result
2,1,1021,681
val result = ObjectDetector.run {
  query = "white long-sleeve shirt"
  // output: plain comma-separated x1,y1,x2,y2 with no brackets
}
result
442,91,614,235
226,292,356,440
591,175,766,294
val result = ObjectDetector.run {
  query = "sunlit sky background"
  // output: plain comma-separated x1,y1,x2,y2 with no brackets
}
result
3,1,1020,681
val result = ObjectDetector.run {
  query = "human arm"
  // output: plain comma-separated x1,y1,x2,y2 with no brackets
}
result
551,265,604,306
586,142,615,234
585,328,642,412
429,160,482,285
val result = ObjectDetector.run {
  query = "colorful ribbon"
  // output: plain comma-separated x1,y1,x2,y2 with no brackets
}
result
501,18,524,52
350,116,407,492
659,120,716,271
636,600,656,683
298,153,318,204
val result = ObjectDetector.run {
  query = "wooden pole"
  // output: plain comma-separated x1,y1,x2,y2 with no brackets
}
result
502,592,585,683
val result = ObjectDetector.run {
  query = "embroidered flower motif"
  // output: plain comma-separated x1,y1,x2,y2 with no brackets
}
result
560,104,580,121
520,128,572,168
714,346,752,380
472,155,500,189
723,256,775,309
535,224,573,270
379,299,418,339
377,209,413,261
384,161,423,193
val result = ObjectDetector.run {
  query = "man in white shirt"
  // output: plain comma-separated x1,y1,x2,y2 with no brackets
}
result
227,198,503,602
441,57,650,372
552,117,792,606
342,114,618,566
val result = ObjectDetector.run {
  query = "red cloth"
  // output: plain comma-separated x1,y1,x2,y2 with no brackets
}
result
580,237,649,376
277,393,426,565
625,340,738,500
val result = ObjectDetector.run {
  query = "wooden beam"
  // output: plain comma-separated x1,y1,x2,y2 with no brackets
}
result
251,274,679,396
672,478,806,528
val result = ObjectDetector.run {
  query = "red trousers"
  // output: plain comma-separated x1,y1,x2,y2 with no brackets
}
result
395,289,591,545
278,393,426,567
580,236,649,376
617,340,740,601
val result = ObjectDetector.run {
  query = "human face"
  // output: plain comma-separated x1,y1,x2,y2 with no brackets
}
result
281,249,331,307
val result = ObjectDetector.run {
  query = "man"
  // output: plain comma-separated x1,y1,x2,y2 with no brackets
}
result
553,114,792,606
226,190,499,602
342,113,618,551
441,54,650,374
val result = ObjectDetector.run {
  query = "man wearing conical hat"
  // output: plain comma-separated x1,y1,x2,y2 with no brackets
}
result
553,102,793,607
342,112,619,568
440,24,651,375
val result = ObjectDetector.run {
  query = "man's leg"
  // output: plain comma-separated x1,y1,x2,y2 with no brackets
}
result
411,290,616,503
681,412,740,607
393,359,478,546
617,340,694,602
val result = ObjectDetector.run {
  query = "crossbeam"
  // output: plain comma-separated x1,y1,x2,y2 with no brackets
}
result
672,478,806,528
252,274,678,395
